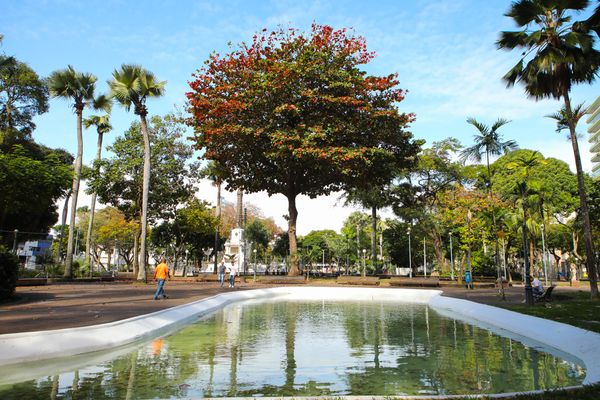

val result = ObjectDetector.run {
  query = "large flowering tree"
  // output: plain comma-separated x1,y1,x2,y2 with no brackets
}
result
187,24,419,275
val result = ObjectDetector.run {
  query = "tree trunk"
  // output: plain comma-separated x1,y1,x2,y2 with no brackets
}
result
487,150,504,298
522,195,533,305
133,222,140,277
529,236,536,276
430,229,445,272
64,108,84,279
563,92,599,298
287,193,300,276
56,189,71,263
138,114,151,282
371,206,377,275
213,181,221,274
85,132,103,265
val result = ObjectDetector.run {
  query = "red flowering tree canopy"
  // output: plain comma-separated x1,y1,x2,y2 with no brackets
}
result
187,24,419,198
187,24,419,274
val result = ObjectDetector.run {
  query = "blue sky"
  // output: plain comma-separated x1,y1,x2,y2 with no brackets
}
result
2,0,599,234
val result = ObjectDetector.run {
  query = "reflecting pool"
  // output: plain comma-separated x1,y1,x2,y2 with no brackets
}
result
0,300,585,398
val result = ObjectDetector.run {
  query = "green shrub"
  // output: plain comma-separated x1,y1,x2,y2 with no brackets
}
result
471,251,496,276
45,263,64,277
0,247,19,300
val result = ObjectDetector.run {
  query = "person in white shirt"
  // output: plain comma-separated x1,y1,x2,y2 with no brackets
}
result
532,276,544,296
228,262,238,288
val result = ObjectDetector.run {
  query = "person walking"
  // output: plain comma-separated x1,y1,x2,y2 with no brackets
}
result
218,261,226,287
153,257,170,300
228,261,238,288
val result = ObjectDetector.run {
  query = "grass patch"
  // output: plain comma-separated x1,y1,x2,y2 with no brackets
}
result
502,290,600,333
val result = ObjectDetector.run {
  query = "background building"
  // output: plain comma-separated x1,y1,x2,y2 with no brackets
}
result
588,96,600,178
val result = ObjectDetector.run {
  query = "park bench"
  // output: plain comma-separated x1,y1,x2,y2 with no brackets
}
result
534,285,556,303
336,276,380,286
260,276,306,284
16,278,47,286
471,282,496,288
196,274,245,283
388,277,440,288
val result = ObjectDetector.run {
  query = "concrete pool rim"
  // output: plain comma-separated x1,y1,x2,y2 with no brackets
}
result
1,286,599,398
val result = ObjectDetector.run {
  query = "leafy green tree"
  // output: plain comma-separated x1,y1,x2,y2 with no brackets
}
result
271,234,289,259
83,113,112,264
245,219,270,255
151,199,217,276
394,138,465,272
0,57,48,142
344,185,395,275
341,211,372,270
188,25,419,275
498,0,600,297
0,144,72,246
47,65,109,278
88,114,194,278
492,150,579,217
108,64,166,280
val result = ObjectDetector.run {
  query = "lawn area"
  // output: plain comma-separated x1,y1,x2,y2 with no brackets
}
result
450,289,600,399
442,383,600,399
502,290,600,333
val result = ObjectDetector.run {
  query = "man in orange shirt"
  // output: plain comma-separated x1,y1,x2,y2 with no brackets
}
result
153,257,170,300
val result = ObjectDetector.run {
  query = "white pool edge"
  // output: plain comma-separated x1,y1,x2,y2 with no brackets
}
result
1,286,599,396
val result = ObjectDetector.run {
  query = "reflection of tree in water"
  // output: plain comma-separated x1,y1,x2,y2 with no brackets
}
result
341,303,583,395
0,301,586,398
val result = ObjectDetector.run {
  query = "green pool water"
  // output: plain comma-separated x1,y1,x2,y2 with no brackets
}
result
0,300,585,398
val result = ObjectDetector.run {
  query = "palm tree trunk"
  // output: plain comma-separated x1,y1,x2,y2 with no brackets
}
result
371,206,377,275
487,151,505,299
522,194,534,305
64,108,84,279
56,189,71,263
85,132,103,266
138,114,151,282
287,192,300,276
563,92,599,298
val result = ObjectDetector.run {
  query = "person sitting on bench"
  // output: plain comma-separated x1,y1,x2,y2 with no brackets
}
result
532,276,544,298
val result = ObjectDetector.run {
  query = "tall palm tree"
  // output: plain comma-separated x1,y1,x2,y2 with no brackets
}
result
83,110,112,269
48,66,107,278
108,64,165,281
508,151,545,305
461,117,516,298
200,161,227,274
498,0,600,298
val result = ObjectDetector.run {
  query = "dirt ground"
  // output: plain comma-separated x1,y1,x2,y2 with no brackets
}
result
0,279,588,334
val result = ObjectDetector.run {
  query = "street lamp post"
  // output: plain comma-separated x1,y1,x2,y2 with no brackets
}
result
407,226,412,278
12,229,18,254
449,232,454,281
322,249,325,273
362,249,366,277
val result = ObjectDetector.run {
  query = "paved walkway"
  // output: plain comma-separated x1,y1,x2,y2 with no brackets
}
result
0,279,588,334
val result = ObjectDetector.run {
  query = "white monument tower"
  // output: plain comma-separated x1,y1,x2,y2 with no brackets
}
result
224,189,246,272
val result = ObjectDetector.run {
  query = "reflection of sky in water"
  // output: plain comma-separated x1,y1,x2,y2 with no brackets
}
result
0,300,587,399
